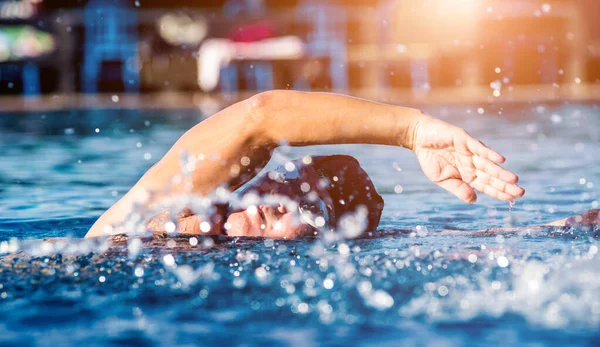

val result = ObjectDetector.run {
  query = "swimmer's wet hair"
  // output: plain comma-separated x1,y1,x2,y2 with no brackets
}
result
311,155,384,232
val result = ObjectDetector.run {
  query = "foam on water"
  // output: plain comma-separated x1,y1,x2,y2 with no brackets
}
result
1,228,599,345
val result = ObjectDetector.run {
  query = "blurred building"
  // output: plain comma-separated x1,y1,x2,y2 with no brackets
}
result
0,0,598,95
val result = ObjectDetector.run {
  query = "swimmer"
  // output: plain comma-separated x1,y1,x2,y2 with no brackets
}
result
85,90,594,240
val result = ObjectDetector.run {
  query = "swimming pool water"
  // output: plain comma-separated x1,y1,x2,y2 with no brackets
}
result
0,103,599,346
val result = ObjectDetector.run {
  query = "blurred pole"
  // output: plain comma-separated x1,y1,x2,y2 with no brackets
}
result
564,2,586,84
376,0,396,93
54,11,76,93
22,63,40,96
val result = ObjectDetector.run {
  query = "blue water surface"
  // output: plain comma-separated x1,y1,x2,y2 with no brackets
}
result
0,103,599,346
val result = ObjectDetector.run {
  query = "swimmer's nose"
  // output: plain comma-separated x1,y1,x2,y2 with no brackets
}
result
277,203,287,214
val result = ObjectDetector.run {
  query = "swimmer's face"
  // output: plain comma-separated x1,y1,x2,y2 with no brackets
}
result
226,203,316,238
225,165,332,239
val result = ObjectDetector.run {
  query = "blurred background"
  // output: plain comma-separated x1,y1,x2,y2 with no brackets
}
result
0,0,599,106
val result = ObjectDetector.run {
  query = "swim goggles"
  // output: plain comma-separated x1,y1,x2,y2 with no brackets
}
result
270,163,332,231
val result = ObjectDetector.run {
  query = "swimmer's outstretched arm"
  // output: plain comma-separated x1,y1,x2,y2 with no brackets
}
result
545,209,600,228
86,90,524,237
475,209,599,236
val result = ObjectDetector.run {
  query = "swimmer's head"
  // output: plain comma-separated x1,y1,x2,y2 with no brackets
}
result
226,155,384,239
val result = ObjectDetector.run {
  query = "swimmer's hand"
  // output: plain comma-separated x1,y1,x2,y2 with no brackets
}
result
411,115,525,204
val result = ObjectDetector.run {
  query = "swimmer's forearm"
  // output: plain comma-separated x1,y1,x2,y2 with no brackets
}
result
86,98,266,237
252,90,426,149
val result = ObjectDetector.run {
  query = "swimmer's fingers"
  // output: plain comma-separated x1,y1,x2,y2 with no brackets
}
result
475,169,525,199
472,155,519,184
468,177,515,202
147,212,202,234
466,137,505,163
177,215,201,234
437,178,478,204
178,213,227,235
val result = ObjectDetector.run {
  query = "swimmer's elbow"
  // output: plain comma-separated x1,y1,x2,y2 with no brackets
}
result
247,90,277,110
246,90,278,121
244,90,281,144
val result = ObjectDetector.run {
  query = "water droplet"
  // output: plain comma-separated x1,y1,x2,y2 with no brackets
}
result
300,182,311,193
541,3,551,13
297,302,309,314
497,256,509,267
437,285,449,296
163,254,175,267
371,290,394,310
165,222,176,233
284,162,296,172
247,205,258,215
468,254,478,263
200,222,211,233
